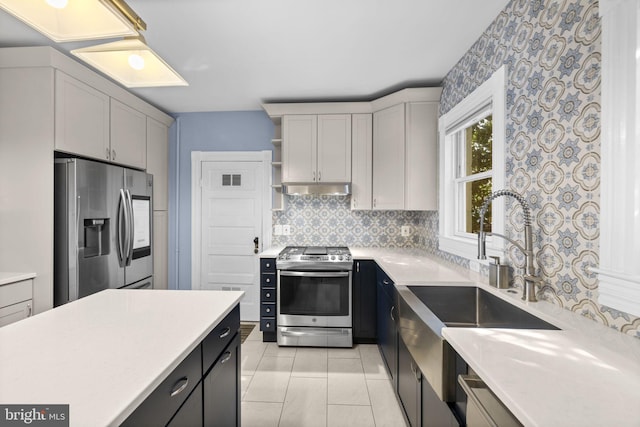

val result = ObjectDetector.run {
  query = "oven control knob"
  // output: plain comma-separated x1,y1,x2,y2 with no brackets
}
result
331,256,335,260
338,255,343,260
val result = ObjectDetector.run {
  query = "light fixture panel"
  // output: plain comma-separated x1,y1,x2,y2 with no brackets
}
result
71,38,188,88
0,0,139,42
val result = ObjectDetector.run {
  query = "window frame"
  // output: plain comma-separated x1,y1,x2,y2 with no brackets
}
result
438,66,506,262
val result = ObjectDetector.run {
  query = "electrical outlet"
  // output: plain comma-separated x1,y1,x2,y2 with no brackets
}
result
282,225,291,235
401,226,411,237
274,225,283,235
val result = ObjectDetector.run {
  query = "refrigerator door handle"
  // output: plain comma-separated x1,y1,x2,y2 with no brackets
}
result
125,189,134,266
117,189,127,265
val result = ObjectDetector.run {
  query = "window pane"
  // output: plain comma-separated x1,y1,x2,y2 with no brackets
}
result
463,115,492,176
464,177,492,234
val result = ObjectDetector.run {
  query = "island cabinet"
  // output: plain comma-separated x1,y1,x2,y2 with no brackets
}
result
259,258,277,342
353,260,377,343
376,266,398,389
282,114,352,183
122,305,240,427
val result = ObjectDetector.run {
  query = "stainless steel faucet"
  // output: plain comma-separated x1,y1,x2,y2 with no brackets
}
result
477,190,541,302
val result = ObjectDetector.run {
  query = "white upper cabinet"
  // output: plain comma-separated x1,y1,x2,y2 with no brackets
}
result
146,117,169,211
54,71,110,161
282,115,317,183
405,102,438,210
372,100,439,211
351,114,373,210
373,104,405,210
110,99,146,169
282,114,352,183
317,115,352,183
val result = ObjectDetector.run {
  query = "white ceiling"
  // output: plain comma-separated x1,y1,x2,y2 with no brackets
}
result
0,0,510,114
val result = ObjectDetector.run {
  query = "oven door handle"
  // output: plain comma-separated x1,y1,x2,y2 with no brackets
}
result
280,327,350,337
278,271,350,278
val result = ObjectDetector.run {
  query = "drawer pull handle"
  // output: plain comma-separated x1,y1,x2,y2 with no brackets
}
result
265,322,271,328
265,263,271,268
220,351,232,364
170,377,189,397
266,307,271,313
265,292,271,298
383,279,390,285
219,327,231,339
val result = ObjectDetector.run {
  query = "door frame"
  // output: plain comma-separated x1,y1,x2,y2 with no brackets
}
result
191,150,272,290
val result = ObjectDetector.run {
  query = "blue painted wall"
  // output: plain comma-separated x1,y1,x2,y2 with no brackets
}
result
168,111,274,290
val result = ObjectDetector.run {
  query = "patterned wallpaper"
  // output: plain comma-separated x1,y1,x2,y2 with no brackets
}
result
272,196,429,248
437,0,640,337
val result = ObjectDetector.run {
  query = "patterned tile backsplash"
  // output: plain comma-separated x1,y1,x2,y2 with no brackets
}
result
272,0,640,338
272,195,429,248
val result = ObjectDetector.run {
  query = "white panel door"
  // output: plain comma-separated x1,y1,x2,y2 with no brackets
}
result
199,161,263,321
317,114,352,182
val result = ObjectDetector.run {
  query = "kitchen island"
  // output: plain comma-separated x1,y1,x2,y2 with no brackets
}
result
0,289,243,426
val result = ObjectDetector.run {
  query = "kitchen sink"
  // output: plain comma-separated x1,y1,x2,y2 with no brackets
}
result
406,286,559,330
395,285,560,403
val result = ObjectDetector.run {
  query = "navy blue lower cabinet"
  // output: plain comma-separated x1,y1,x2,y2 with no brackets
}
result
353,260,377,343
260,258,277,342
203,333,241,427
376,266,397,389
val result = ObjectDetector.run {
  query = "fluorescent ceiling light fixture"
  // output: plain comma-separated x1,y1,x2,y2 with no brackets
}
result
0,0,145,42
71,36,188,88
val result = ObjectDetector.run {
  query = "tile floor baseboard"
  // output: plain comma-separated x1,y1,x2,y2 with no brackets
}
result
240,326,408,427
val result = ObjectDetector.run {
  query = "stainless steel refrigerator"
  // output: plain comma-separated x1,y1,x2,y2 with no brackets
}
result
54,158,153,306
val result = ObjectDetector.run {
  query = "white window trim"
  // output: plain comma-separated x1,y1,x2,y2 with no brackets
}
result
592,0,640,317
438,65,506,262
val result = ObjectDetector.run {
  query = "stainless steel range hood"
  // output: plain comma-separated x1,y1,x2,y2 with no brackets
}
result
282,183,351,196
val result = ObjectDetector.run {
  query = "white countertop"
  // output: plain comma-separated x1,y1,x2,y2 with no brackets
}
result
260,246,640,426
0,289,243,427
0,272,36,286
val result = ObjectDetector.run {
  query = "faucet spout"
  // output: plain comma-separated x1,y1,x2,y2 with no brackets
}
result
476,190,540,301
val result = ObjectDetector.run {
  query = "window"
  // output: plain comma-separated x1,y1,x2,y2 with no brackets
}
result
439,66,505,261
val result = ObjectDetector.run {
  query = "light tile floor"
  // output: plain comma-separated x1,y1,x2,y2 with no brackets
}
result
241,325,408,427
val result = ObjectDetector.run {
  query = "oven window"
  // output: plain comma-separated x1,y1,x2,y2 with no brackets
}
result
279,274,349,316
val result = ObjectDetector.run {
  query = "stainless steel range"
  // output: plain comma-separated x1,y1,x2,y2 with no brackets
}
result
276,246,353,347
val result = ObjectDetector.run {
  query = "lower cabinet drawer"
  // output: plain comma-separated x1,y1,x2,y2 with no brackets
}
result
260,318,276,332
202,306,240,373
261,304,275,317
0,300,32,327
121,344,202,427
261,288,276,302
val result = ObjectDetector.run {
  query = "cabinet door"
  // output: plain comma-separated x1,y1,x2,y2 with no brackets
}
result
167,383,203,427
283,115,317,183
373,104,405,210
406,102,438,211
398,337,421,427
146,117,169,210
351,114,373,210
203,334,241,427
353,260,377,343
54,71,110,161
110,99,147,169
317,114,351,182
377,270,397,388
153,211,168,290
